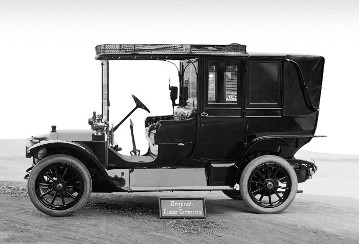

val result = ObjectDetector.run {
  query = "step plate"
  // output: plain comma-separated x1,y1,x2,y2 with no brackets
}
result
130,168,207,187
122,186,233,192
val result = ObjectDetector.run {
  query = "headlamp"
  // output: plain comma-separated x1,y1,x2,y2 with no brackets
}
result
37,148,47,159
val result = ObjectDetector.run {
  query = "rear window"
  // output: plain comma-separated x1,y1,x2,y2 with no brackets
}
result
247,61,280,107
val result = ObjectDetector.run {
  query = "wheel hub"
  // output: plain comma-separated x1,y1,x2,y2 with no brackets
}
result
266,180,275,190
56,183,63,190
54,180,67,193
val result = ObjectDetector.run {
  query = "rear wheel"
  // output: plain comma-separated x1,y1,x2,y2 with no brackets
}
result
28,154,92,217
239,155,298,214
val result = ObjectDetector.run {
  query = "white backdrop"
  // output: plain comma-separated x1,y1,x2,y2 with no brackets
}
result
1,0,358,154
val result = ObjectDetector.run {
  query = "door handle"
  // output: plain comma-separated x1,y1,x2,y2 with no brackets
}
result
200,112,208,117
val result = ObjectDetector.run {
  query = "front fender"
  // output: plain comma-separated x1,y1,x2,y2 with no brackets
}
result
27,140,95,159
26,140,120,192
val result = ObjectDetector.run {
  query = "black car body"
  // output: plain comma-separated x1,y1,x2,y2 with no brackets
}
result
25,44,324,216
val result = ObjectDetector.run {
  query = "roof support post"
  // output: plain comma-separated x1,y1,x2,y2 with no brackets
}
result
101,60,110,122
178,62,186,106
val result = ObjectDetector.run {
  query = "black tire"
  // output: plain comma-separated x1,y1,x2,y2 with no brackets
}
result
222,190,242,200
28,154,92,217
239,155,298,214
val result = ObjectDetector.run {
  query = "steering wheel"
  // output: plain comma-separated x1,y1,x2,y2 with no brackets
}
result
132,94,150,113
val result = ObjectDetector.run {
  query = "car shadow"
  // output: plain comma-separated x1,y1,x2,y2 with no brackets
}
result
205,198,251,214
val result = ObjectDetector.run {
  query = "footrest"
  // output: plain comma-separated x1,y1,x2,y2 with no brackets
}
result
122,186,232,192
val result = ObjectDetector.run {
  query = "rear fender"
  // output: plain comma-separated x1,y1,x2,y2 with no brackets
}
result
238,134,319,163
234,135,316,183
238,136,288,164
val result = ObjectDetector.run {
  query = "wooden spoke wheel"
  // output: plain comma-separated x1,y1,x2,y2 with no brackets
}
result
28,155,91,217
240,155,298,213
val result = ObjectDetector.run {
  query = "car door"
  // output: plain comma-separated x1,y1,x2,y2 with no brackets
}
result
193,58,246,160
244,57,284,138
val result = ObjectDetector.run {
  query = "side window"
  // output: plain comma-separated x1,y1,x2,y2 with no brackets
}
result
207,62,239,105
248,61,280,107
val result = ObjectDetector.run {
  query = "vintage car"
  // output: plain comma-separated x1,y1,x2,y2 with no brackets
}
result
25,44,324,216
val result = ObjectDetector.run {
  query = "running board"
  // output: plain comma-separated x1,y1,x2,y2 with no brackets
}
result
121,186,233,192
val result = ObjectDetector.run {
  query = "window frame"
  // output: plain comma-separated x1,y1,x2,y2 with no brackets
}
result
204,59,242,109
246,59,282,109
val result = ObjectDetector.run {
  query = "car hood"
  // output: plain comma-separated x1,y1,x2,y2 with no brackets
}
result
31,130,93,144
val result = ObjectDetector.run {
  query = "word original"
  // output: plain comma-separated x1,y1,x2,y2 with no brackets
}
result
170,201,192,208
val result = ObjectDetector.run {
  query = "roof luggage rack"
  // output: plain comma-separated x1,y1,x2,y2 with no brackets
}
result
95,43,247,56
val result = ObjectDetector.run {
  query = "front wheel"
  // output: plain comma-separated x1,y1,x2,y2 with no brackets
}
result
28,154,92,217
239,155,298,214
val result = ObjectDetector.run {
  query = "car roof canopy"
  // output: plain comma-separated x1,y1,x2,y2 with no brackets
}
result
95,43,247,60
